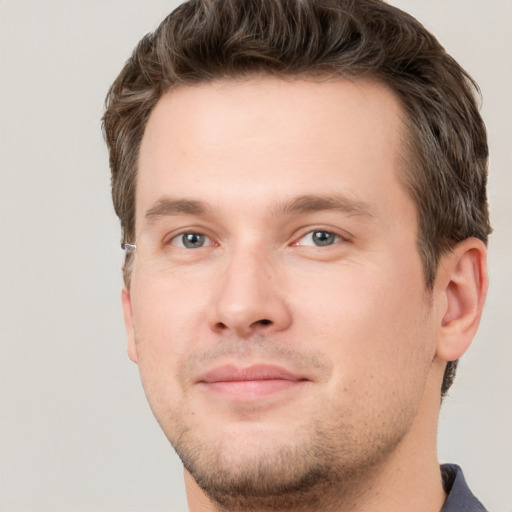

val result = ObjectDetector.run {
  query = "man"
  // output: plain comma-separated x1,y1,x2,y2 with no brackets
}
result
103,1,490,510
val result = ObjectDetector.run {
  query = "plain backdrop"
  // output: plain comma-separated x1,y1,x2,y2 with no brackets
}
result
1,1,511,511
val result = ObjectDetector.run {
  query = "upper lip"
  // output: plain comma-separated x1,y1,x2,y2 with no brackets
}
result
196,364,307,384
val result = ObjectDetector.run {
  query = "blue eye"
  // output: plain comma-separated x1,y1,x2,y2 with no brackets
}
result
171,232,210,249
298,230,340,247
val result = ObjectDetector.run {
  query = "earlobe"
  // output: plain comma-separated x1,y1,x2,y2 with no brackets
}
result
435,238,488,362
121,288,138,364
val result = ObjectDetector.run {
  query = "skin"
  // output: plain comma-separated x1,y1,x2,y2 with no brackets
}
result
122,77,488,512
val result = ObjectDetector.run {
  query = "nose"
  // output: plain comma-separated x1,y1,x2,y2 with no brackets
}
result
208,245,292,338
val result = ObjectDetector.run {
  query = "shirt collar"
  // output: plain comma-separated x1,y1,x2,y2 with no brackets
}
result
440,464,488,511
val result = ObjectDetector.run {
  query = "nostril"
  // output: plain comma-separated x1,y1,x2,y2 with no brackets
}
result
248,318,272,329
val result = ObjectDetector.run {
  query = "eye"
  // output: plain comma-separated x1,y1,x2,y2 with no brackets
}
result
170,232,212,249
296,230,341,247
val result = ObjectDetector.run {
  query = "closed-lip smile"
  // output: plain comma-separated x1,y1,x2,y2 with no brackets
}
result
196,364,309,398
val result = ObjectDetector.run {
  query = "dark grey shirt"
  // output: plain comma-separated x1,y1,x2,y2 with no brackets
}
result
440,464,488,511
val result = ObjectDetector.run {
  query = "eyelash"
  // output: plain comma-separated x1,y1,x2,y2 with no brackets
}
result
293,230,344,247
165,228,347,250
167,232,216,249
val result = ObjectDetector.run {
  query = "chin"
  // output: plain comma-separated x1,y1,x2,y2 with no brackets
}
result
167,412,406,510
178,431,337,509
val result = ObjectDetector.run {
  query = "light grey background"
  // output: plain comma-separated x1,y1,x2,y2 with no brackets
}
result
1,1,510,511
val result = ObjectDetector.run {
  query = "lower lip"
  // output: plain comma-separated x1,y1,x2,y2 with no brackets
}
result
200,379,305,399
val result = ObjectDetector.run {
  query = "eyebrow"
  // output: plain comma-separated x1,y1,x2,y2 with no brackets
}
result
142,193,374,226
271,194,375,219
144,198,210,225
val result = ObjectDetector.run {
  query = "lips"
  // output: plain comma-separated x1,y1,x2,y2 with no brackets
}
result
196,364,308,398
198,364,305,383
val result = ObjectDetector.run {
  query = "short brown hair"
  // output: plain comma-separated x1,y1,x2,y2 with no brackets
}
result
103,0,491,395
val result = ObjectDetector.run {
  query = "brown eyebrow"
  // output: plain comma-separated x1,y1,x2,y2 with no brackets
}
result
271,194,375,219
142,193,374,228
144,197,210,225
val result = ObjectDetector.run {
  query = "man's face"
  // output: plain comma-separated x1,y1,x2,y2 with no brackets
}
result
124,78,438,507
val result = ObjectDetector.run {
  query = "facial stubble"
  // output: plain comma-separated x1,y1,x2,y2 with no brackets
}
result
145,335,422,512
169,391,417,511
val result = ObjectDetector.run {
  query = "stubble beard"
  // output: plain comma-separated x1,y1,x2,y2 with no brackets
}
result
165,406,411,511
139,336,431,511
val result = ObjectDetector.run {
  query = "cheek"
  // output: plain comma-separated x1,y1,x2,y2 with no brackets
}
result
292,259,433,393
132,272,207,343
128,277,208,397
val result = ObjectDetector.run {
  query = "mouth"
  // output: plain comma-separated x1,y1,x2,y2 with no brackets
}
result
196,364,309,399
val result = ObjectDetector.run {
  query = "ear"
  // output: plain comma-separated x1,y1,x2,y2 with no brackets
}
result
435,238,488,362
121,288,138,364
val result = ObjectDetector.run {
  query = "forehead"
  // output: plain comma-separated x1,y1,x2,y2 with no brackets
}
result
137,77,409,223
